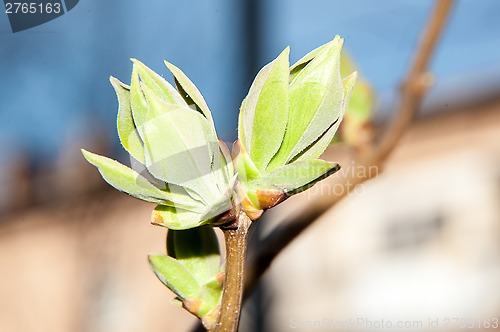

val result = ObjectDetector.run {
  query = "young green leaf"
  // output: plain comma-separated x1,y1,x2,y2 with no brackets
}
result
167,226,221,284
269,36,344,169
162,227,223,326
294,72,357,162
289,42,329,82
131,59,187,106
165,63,232,196
148,254,200,300
238,47,290,171
139,103,220,202
250,159,340,194
164,61,214,125
151,205,204,230
129,64,149,133
164,61,233,194
110,77,145,164
82,149,202,211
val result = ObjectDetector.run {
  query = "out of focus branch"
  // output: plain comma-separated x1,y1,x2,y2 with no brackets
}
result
244,0,455,295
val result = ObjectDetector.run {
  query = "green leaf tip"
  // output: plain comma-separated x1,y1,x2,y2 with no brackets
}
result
163,60,214,124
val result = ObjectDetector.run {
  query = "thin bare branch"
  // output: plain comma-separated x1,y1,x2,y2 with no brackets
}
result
211,211,252,332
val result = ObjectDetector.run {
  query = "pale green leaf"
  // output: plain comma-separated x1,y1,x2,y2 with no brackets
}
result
269,37,344,169
131,59,187,106
82,149,202,211
139,82,176,120
130,64,149,132
110,77,145,163
185,187,207,206
164,61,214,125
290,118,341,162
151,205,204,230
289,42,330,82
239,47,290,171
138,101,221,202
148,254,200,300
251,159,340,194
293,72,357,162
129,60,185,138
167,226,220,284
161,63,230,198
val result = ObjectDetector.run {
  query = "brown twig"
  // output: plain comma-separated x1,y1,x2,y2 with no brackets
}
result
211,211,252,332
244,0,455,296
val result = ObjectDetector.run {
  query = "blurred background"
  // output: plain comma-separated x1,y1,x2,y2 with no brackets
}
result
0,0,499,331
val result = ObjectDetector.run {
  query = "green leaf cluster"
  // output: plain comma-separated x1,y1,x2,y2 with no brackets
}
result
235,36,356,216
82,60,235,230
149,226,223,330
